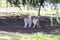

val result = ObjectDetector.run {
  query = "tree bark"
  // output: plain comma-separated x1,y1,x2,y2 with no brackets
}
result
38,4,41,16
38,3,41,27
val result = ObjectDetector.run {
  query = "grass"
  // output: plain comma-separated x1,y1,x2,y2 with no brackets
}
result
0,3,60,16
0,2,60,15
0,2,6,7
8,10,60,16
0,33,60,40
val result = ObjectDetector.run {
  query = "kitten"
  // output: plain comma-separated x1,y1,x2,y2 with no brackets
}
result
32,16,39,28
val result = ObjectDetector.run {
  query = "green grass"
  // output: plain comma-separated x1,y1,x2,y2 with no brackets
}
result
8,10,60,16
0,33,60,40
0,2,6,7
0,3,60,16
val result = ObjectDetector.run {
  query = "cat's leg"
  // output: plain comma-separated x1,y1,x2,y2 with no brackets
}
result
33,19,38,28
28,22,32,27
24,18,28,28
28,15,32,27
33,22,36,28
28,19,32,27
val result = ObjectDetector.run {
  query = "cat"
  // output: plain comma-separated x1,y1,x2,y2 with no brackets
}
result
19,14,40,28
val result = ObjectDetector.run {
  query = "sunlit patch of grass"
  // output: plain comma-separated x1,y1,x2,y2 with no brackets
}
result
10,36,22,40
0,3,6,7
7,10,60,16
0,3,60,16
0,33,60,40
0,36,11,40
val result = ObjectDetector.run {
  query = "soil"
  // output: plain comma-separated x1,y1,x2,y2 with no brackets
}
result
0,13,60,36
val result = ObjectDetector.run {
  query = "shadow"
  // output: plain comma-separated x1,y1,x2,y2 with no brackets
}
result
0,15,60,35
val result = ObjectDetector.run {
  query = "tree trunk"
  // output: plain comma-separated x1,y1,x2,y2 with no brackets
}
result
38,4,41,16
38,3,41,27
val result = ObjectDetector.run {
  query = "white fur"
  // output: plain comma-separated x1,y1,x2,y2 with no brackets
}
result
24,18,28,27
23,15,38,28
33,18,38,28
24,15,32,27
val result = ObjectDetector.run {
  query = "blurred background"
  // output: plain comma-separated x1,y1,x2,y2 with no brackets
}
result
0,0,60,16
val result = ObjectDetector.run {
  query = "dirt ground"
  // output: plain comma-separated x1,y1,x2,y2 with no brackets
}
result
0,13,60,36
